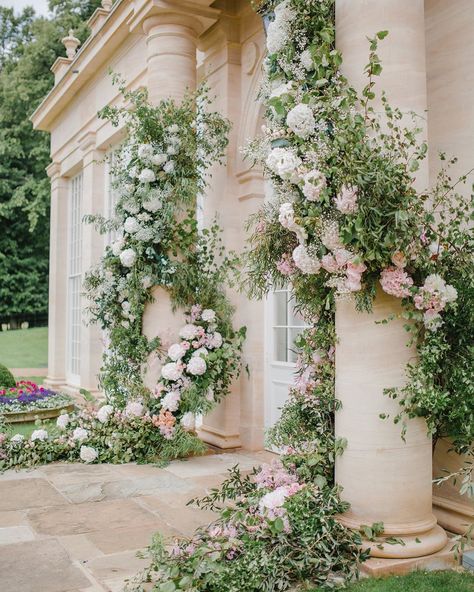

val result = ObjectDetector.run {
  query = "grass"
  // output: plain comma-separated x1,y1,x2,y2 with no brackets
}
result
0,327,48,368
338,570,474,592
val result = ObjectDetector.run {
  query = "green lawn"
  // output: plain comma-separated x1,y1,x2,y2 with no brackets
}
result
339,570,474,592
0,327,48,368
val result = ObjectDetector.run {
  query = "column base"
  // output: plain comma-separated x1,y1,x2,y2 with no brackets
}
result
433,495,474,535
43,376,67,389
198,425,241,450
361,538,459,577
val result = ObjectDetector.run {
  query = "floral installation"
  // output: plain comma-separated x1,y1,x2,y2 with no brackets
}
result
127,1,473,589
128,461,366,592
0,399,206,470
0,381,72,414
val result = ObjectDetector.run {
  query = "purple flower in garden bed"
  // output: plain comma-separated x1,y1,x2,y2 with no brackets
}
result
0,388,57,406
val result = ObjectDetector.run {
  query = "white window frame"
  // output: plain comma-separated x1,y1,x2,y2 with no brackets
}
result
66,172,83,386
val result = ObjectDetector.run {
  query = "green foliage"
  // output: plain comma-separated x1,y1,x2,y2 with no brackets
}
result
0,363,15,388
129,465,366,592
0,1,100,318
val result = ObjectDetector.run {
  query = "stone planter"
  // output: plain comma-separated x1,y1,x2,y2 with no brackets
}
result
3,403,75,424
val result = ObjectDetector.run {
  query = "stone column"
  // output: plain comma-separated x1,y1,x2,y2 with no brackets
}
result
80,133,106,393
335,0,446,558
44,162,68,389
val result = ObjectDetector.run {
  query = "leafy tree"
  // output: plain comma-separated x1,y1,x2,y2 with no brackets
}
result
0,1,100,321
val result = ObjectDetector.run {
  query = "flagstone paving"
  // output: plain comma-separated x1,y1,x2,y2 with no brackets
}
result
0,450,275,592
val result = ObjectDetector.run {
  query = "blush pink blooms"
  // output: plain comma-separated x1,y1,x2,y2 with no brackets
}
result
334,185,358,214
254,460,299,490
380,266,414,298
345,261,367,292
276,253,296,276
321,253,338,273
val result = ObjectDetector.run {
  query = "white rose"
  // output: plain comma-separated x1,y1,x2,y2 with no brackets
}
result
179,324,200,340
151,153,168,166
292,245,321,275
137,144,153,160
161,390,181,412
80,445,98,463
56,414,70,429
167,343,186,361
138,168,156,183
72,427,89,442
270,81,293,98
119,248,137,268
124,216,140,234
266,148,302,181
125,400,144,417
31,429,48,442
180,412,196,431
259,486,289,510
208,332,223,349
186,356,207,376
193,347,208,358
201,309,216,322
161,362,183,382
286,103,315,139
97,404,114,424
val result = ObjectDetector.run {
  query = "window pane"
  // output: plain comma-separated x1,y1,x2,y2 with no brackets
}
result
288,328,304,363
273,327,288,362
289,301,306,327
274,291,288,326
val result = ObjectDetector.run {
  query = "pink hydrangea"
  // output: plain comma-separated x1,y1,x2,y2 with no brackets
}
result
276,253,296,276
254,460,299,490
380,266,413,298
321,254,338,273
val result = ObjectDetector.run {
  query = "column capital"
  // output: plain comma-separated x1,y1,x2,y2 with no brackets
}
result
46,161,61,180
129,0,220,37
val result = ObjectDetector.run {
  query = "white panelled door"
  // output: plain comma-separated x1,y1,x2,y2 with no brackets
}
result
264,286,307,441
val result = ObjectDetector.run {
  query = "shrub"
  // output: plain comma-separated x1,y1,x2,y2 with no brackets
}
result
0,364,16,388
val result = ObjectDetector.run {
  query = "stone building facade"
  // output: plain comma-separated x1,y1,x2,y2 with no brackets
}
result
32,0,472,553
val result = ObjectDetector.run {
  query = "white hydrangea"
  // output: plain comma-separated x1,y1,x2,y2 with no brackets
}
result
111,237,125,256
201,309,216,322
119,248,137,268
286,103,315,139
266,1,295,54
96,404,114,424
266,148,302,181
179,324,200,340
186,356,207,376
167,124,180,134
10,433,24,444
72,427,89,442
208,332,223,349
31,429,48,442
180,411,196,431
292,245,321,275
161,362,183,382
138,168,156,183
300,49,314,71
80,445,98,463
56,414,70,429
167,343,187,361
151,153,168,166
164,160,175,174
125,400,144,417
161,390,181,412
302,170,326,201
166,145,178,156
137,144,153,160
124,217,140,234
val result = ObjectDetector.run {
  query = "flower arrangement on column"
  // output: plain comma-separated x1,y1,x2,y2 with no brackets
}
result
0,79,246,468
131,0,473,589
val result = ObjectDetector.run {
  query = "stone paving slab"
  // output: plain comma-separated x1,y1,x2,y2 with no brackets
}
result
0,450,271,592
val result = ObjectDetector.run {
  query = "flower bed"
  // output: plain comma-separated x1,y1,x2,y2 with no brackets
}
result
0,381,73,417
